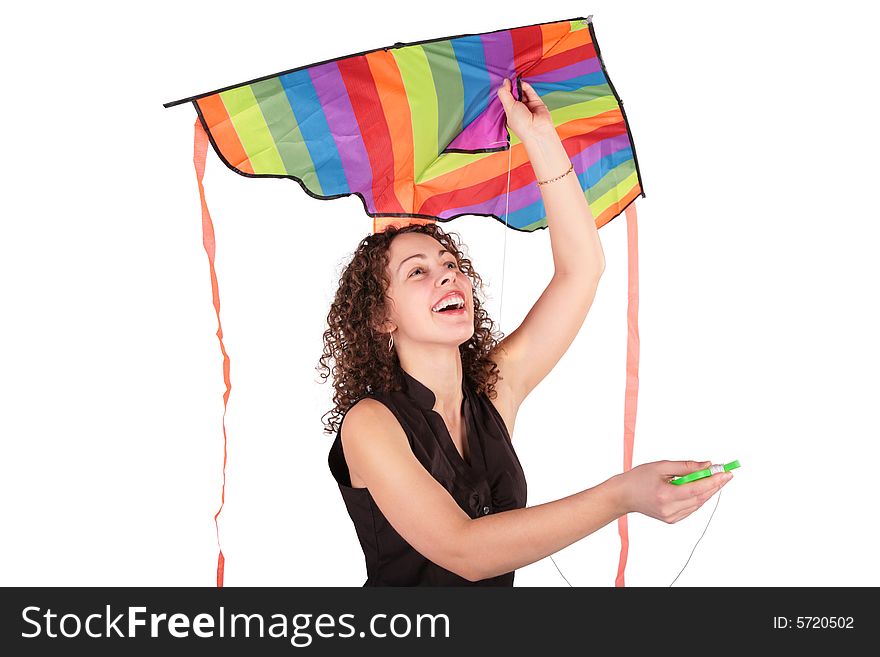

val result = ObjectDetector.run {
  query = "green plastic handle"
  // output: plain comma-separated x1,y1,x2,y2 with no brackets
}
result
669,459,741,485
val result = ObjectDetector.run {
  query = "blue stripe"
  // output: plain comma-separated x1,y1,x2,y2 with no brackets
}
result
451,36,491,129
529,70,606,95
581,147,633,190
278,69,348,196
507,198,547,230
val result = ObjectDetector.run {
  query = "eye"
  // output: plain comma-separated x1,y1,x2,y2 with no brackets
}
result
408,261,457,277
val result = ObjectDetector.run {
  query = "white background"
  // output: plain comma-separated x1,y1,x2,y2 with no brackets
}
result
1,0,877,587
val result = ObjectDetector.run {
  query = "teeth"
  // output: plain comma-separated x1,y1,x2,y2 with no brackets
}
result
432,294,465,312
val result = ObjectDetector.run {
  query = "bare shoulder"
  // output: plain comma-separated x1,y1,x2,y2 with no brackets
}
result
341,397,398,434
340,398,406,489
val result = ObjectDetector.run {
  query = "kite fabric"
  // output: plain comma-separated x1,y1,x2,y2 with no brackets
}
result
164,15,645,587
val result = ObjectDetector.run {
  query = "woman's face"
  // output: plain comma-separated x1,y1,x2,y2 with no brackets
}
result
383,232,474,348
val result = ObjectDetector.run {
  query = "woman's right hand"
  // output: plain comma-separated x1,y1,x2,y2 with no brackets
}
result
614,460,733,524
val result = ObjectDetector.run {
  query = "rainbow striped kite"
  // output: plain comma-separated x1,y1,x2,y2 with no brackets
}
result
164,15,646,588
164,15,643,234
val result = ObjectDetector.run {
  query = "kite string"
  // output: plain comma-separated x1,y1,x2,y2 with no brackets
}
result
489,134,576,582
487,137,512,335
547,490,723,587
668,489,722,586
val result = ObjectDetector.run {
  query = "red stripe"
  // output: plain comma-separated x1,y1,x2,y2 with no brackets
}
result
510,24,544,76
418,158,533,216
525,43,597,78
337,56,404,214
560,120,628,157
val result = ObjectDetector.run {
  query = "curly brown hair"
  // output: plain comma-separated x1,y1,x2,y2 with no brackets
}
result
317,222,504,435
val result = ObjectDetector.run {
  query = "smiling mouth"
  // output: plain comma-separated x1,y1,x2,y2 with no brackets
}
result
431,294,466,314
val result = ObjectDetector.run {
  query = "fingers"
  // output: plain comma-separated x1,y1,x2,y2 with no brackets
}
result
498,78,517,94
677,471,733,506
496,78,514,110
663,472,733,523
519,79,542,103
688,470,732,495
663,460,712,476
497,77,540,103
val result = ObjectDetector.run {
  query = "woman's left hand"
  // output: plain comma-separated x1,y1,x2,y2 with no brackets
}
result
496,78,556,143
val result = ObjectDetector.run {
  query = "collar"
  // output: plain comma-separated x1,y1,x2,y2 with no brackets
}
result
397,364,469,412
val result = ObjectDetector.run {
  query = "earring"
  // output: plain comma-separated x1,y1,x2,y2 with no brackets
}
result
388,332,394,352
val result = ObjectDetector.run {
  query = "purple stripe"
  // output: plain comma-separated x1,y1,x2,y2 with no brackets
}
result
480,30,517,103
309,61,375,210
526,57,602,84
441,133,631,218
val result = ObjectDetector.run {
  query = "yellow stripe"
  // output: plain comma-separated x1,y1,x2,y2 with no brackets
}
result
392,46,439,182
589,170,639,217
220,86,286,174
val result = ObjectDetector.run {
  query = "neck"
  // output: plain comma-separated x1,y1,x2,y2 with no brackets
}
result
397,346,464,418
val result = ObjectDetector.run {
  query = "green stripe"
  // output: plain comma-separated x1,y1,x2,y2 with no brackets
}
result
570,18,589,32
587,158,636,203
423,40,465,161
520,216,548,231
220,86,286,174
543,83,613,112
392,46,438,181
422,149,495,182
251,78,321,194
589,168,639,217
548,94,619,130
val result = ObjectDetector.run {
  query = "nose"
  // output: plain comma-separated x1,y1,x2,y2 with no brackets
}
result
438,267,458,287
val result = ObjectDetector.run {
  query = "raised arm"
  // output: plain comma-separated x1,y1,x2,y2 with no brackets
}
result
493,80,606,405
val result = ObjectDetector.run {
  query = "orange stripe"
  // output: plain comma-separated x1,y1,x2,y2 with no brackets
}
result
196,95,254,175
365,51,414,212
538,21,572,57
540,22,591,58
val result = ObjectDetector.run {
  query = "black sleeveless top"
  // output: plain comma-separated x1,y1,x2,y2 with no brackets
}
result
327,363,528,586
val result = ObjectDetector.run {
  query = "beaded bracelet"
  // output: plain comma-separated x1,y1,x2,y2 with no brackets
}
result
536,162,574,186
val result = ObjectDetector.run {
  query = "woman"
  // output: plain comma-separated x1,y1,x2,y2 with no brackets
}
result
319,78,732,585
